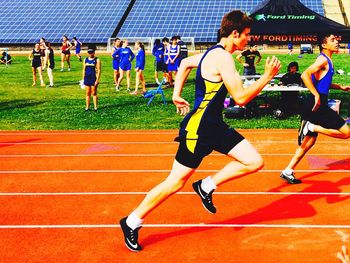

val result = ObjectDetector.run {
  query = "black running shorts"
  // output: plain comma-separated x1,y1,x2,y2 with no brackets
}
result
155,60,167,72
175,127,245,169
302,94,345,137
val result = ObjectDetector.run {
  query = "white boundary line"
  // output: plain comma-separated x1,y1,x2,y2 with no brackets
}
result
0,153,349,157
1,223,350,229
0,169,348,174
1,141,349,145
0,131,298,136
1,191,349,196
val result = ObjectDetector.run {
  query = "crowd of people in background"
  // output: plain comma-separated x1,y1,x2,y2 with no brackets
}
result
2,34,349,117
24,34,189,110
111,35,188,95
27,35,83,87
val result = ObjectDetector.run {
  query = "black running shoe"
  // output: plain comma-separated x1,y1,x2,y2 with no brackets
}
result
192,180,216,214
119,217,142,252
298,120,309,146
280,171,302,184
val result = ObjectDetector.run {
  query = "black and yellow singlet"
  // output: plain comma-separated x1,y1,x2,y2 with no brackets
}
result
179,44,229,153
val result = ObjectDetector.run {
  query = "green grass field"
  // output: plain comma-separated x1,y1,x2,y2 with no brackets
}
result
0,52,349,130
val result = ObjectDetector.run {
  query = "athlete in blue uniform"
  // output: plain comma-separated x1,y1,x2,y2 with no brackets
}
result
115,40,135,91
72,37,82,62
29,43,45,87
166,36,180,86
82,45,101,111
280,34,350,184
111,38,121,85
152,39,167,84
119,10,281,252
131,42,146,95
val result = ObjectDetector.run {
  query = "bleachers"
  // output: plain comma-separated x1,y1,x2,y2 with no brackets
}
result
0,0,131,44
322,0,346,25
117,0,325,43
339,0,350,26
0,0,326,45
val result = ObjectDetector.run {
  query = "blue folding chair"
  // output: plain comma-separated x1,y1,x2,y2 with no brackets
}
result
143,78,167,106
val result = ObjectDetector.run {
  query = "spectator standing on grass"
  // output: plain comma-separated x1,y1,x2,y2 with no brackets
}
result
72,37,82,62
176,35,188,66
61,35,72,71
39,38,47,70
112,38,122,85
131,41,146,95
162,37,171,85
166,36,180,87
29,43,45,87
236,44,261,75
82,45,101,111
287,43,293,55
0,51,12,64
44,41,55,87
152,39,167,85
115,39,135,92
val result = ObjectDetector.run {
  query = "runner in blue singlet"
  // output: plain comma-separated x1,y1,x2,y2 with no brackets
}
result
280,34,350,184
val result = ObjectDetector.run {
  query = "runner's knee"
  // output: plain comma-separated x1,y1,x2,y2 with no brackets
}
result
163,178,186,194
245,155,264,172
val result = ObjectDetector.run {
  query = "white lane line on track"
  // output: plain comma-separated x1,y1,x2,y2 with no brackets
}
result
0,131,300,136
0,169,348,174
1,224,350,229
0,153,348,157
1,141,349,145
1,191,349,196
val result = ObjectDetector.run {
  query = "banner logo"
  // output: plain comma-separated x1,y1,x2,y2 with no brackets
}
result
255,14,315,21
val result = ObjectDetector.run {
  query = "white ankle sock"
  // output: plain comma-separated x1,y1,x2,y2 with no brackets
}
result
126,211,143,230
308,123,315,132
201,176,217,194
283,168,293,175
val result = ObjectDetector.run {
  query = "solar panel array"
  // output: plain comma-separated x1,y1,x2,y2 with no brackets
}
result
118,0,325,43
0,0,324,44
0,0,130,44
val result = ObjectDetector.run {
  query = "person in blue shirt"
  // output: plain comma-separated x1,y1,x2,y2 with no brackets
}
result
72,37,82,62
162,37,171,85
287,43,293,55
111,38,121,85
115,40,135,92
131,42,146,95
280,34,350,184
166,36,180,87
152,39,167,85
82,45,101,111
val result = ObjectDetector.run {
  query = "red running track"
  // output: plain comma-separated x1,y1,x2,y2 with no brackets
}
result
0,130,349,262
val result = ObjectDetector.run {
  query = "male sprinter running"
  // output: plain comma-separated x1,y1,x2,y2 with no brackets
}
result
280,34,350,184
120,10,281,251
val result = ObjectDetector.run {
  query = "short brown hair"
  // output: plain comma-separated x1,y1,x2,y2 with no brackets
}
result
219,10,253,39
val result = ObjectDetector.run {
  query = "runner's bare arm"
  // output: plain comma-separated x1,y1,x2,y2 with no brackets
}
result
172,54,204,115
218,50,280,106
